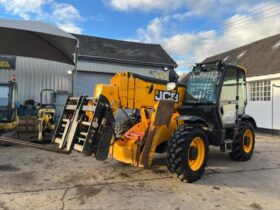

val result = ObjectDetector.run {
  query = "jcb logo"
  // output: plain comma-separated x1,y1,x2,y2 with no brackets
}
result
155,90,179,103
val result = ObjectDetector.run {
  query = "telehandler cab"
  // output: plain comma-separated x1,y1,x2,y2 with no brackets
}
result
1,61,256,182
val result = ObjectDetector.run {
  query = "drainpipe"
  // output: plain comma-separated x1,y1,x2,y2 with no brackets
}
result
271,84,280,136
72,41,79,97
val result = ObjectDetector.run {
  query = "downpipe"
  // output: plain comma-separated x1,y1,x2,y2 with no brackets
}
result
271,84,280,136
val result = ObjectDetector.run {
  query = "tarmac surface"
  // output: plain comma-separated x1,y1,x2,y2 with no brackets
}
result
0,134,279,210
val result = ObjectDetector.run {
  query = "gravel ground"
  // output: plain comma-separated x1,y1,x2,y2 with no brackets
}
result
0,134,279,210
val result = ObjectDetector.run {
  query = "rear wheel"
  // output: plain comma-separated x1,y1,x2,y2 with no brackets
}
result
166,126,209,183
229,123,255,161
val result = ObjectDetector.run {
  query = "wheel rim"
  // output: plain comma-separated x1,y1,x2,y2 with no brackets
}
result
243,129,253,153
188,137,205,171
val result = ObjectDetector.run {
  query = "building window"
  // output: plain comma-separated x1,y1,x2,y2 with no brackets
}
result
248,81,271,101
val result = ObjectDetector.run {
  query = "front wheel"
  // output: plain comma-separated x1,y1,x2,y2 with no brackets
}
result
166,126,209,183
229,123,255,161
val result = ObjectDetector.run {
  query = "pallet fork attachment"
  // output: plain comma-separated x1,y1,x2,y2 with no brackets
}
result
0,94,115,160
0,136,70,154
52,94,115,159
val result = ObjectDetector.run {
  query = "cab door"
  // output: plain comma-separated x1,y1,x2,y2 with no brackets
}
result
0,82,17,123
0,85,10,122
237,69,247,116
219,68,238,127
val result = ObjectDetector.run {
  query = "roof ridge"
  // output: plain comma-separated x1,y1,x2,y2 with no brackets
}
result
207,33,280,59
72,33,161,46
204,33,280,77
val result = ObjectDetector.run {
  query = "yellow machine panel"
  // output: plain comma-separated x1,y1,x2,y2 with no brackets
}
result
94,72,185,110
93,72,186,167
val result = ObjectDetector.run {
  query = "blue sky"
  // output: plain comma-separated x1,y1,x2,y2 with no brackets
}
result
0,0,279,73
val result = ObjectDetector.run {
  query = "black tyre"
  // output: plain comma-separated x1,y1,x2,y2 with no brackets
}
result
166,126,209,183
229,123,255,161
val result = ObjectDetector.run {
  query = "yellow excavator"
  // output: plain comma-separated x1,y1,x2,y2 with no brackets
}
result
1,61,257,182
0,83,56,141
0,79,18,132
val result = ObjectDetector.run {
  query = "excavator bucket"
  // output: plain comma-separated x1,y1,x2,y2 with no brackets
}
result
52,94,115,160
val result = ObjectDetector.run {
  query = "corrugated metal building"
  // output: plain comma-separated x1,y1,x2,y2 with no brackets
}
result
0,57,73,103
0,34,177,113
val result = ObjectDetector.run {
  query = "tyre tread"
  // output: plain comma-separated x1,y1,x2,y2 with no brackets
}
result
166,125,208,183
229,122,255,161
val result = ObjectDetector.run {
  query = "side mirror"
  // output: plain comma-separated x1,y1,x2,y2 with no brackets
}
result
167,82,177,91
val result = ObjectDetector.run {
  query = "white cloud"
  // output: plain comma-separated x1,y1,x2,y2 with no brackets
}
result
190,2,280,61
135,1,280,70
0,0,83,33
106,0,260,18
137,17,170,42
52,3,83,33
0,0,51,20
56,23,82,34
105,0,183,12
52,3,82,23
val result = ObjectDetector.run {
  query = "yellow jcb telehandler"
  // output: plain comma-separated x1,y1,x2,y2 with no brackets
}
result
1,61,257,182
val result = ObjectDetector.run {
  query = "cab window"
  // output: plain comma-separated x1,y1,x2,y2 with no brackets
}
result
220,68,238,102
0,86,9,106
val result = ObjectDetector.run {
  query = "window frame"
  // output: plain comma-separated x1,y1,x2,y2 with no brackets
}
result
248,80,271,101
